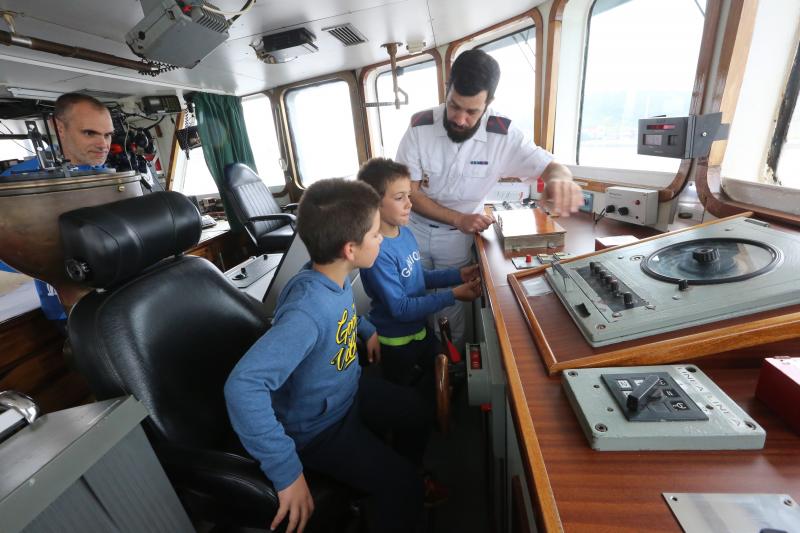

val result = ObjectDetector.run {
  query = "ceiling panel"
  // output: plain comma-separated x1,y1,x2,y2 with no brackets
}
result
0,0,548,97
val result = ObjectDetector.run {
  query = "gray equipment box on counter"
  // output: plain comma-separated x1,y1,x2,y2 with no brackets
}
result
562,365,766,451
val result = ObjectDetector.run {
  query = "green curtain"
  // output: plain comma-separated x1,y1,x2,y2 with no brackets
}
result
191,92,257,231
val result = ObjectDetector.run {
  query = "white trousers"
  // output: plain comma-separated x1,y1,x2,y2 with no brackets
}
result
408,217,474,348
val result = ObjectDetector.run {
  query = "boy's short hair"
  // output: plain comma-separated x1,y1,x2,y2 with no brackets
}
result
357,157,410,198
297,178,380,264
448,49,501,102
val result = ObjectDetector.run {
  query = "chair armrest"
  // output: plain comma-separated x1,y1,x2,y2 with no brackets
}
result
247,213,297,226
282,203,299,213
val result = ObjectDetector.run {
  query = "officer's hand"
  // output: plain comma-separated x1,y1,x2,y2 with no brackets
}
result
272,473,314,533
543,180,583,217
460,264,480,282
455,213,495,234
453,278,482,301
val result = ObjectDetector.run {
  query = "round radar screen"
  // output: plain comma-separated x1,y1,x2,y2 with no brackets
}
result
640,238,781,285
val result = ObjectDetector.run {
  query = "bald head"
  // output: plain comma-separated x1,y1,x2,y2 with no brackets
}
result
54,93,114,166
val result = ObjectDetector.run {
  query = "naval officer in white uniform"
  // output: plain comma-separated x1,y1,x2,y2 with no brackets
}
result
396,49,583,346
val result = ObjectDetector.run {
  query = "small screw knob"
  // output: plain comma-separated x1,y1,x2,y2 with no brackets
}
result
678,279,689,291
623,292,634,308
692,247,720,263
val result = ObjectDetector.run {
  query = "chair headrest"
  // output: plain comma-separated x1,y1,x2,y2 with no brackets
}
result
224,162,261,189
60,191,201,289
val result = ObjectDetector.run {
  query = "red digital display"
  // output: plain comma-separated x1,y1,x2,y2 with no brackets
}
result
646,124,677,130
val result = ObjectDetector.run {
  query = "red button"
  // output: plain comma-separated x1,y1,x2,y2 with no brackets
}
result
525,254,532,263
635,200,641,205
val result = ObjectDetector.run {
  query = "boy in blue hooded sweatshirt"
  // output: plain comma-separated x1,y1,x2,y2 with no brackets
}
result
225,178,428,533
357,158,482,387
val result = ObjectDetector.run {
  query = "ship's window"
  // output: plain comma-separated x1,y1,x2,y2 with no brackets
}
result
0,120,35,162
374,59,439,158
476,25,536,143
180,146,219,197
769,41,800,189
242,94,285,188
577,0,706,172
285,80,360,186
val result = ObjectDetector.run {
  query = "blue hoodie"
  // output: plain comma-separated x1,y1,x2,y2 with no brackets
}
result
224,265,376,491
360,226,462,338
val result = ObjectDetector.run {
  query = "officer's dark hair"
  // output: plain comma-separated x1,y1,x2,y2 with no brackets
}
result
447,49,501,102
357,157,411,198
297,178,381,264
54,93,108,123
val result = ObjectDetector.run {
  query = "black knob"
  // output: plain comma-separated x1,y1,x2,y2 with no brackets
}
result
678,279,689,291
618,206,630,216
606,205,616,213
623,292,634,308
603,274,613,285
65,258,91,282
692,247,720,263
597,268,607,278
590,261,598,273
610,280,619,293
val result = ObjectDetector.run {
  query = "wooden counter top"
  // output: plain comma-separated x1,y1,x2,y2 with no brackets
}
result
475,211,800,532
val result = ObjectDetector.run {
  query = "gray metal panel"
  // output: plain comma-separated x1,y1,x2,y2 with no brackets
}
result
562,365,766,451
0,397,147,532
23,478,119,533
81,426,194,533
663,493,800,533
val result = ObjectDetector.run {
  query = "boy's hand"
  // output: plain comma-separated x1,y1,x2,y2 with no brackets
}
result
272,473,314,533
460,264,480,282
366,332,381,364
453,278,482,301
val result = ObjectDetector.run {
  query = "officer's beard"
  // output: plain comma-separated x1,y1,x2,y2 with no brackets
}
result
443,112,483,143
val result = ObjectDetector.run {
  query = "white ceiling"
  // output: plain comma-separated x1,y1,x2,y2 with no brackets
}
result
0,0,546,98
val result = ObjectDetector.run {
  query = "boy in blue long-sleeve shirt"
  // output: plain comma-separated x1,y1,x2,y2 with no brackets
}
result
225,179,428,533
358,158,481,386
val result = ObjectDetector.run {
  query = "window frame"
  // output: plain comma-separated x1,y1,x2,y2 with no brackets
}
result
276,71,367,191
445,8,544,145
548,0,719,200
359,50,444,159
697,0,800,226
240,91,290,197
765,37,800,186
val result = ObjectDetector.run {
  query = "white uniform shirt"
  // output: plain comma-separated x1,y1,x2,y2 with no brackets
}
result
396,104,554,224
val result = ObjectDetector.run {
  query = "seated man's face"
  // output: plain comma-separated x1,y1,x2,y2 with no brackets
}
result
444,88,489,143
56,101,114,166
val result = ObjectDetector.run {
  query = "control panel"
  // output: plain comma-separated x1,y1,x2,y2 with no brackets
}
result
605,186,658,226
562,365,766,451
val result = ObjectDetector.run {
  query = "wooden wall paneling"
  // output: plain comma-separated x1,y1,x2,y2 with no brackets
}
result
0,310,91,414
475,235,565,533
165,110,184,191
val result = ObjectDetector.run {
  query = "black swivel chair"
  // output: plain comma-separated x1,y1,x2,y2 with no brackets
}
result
223,162,297,254
60,191,354,531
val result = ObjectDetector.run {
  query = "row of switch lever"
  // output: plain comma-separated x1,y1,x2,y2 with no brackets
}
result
589,261,635,308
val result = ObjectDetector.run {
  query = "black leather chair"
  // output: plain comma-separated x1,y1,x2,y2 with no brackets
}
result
60,191,353,531
223,162,297,254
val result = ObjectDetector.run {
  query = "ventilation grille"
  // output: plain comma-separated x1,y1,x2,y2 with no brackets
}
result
191,2,230,33
322,23,367,46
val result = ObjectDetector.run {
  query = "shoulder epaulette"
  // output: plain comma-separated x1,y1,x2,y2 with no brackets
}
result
410,109,434,127
486,115,511,135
